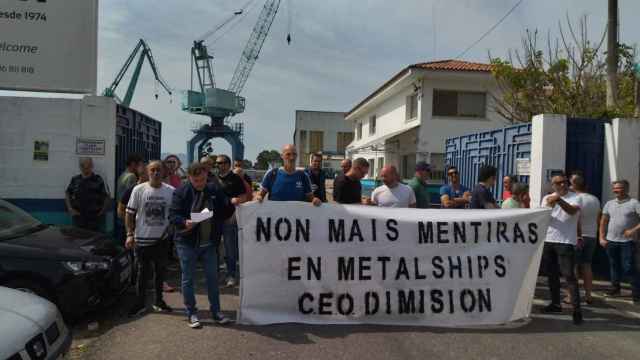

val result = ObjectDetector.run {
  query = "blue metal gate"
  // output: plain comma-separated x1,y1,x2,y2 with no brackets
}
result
115,104,162,179
445,123,532,200
565,118,607,200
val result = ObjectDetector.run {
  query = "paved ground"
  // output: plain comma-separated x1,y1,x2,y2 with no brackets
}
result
66,264,640,360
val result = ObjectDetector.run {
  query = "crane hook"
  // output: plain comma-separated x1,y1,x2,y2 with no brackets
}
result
286,33,291,45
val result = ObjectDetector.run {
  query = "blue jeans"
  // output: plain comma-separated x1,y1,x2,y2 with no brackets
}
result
606,241,640,297
176,244,221,317
223,223,239,278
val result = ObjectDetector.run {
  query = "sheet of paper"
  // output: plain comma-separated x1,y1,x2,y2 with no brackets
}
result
191,208,213,223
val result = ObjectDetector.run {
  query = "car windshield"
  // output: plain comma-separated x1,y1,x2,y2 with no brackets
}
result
0,200,43,240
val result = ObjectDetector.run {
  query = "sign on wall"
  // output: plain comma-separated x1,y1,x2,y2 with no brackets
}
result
0,0,98,93
76,137,105,156
33,139,48,161
237,202,551,327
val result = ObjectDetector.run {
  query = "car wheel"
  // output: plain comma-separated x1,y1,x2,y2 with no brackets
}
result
6,279,50,300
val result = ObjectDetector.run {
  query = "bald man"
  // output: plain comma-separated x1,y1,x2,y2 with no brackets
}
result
370,165,416,208
66,157,110,230
340,159,352,174
256,144,321,205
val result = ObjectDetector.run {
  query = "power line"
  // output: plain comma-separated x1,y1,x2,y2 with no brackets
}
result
454,0,525,59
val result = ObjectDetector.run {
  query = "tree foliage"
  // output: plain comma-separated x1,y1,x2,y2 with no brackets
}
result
490,15,638,123
255,150,282,170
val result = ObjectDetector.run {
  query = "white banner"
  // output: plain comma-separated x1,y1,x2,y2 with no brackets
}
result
237,202,551,327
0,0,98,93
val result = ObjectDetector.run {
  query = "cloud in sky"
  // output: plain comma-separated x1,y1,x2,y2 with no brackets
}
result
3,0,639,161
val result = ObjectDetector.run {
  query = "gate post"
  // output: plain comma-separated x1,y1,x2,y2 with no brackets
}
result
603,118,640,201
530,114,567,208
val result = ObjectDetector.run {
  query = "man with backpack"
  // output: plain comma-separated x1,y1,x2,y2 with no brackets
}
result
256,144,321,206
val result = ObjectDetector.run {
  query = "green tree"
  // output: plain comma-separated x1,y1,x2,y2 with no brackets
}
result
255,150,282,170
490,16,637,123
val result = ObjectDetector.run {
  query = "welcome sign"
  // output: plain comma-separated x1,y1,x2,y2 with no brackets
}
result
237,202,551,327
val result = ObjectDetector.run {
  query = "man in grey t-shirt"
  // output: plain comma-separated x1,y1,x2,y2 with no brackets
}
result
599,179,640,303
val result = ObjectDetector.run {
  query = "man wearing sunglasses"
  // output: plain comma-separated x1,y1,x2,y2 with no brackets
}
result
439,166,471,209
540,173,584,325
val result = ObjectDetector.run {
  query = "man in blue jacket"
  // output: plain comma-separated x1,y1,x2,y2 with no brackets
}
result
169,162,235,328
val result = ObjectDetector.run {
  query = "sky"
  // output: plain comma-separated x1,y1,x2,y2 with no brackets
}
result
3,0,639,162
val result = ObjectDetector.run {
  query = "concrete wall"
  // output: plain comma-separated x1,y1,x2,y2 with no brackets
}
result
603,118,640,201
529,114,567,208
0,95,117,224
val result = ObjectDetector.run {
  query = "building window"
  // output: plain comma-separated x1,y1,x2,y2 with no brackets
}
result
406,94,418,121
369,115,376,135
430,153,445,182
357,122,363,140
378,157,384,172
309,131,324,153
299,130,308,166
433,90,486,118
368,158,375,178
337,132,354,154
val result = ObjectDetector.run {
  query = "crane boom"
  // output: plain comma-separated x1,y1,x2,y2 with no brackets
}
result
227,0,281,95
103,39,172,107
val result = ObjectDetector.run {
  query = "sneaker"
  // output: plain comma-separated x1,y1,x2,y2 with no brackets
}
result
542,304,562,313
163,282,176,293
605,287,621,297
572,310,583,325
212,312,232,325
188,314,202,329
225,277,237,287
128,303,146,318
152,300,173,313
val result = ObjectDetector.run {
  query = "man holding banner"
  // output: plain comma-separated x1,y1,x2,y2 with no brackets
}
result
256,144,322,206
540,173,583,325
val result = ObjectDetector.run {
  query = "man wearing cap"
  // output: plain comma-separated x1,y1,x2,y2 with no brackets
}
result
408,161,432,209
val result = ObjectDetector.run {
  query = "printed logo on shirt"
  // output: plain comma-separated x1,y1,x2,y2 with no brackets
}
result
143,200,167,226
296,181,303,189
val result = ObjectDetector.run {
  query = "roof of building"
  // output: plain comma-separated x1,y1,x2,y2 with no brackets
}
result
346,60,495,117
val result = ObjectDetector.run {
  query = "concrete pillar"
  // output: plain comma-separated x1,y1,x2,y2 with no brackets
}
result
530,114,567,208
603,118,640,201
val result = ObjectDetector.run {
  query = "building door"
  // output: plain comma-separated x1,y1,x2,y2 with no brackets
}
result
565,118,606,200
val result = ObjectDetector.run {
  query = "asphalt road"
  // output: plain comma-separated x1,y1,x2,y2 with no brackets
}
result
70,268,640,360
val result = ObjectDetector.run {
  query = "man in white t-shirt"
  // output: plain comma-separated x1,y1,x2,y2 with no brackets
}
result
540,173,583,325
570,173,601,304
370,165,416,208
126,160,175,317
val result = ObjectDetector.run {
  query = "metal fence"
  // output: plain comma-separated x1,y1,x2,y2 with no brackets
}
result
445,123,532,201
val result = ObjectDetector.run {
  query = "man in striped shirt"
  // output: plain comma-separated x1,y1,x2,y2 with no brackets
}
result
126,160,175,317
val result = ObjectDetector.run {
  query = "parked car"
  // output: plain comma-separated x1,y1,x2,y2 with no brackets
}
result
0,286,72,360
0,199,133,318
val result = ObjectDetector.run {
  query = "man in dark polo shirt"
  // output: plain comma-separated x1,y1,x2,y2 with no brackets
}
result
470,164,498,209
216,155,251,287
305,152,327,203
333,158,369,204
65,157,110,231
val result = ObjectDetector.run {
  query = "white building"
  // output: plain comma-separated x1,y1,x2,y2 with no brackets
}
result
345,60,507,181
293,110,354,172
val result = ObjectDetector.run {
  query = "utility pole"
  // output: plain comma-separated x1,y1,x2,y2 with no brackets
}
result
606,0,619,109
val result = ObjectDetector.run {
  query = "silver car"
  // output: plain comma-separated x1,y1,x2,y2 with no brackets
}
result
0,286,71,360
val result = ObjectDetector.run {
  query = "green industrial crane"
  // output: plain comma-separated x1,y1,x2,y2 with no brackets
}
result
184,0,284,163
103,39,172,107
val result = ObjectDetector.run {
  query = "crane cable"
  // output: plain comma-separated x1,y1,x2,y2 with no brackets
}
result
208,0,261,45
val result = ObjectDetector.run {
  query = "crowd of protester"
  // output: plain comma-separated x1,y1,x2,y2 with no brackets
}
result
63,143,640,328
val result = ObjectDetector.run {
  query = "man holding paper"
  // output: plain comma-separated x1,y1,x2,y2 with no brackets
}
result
169,162,235,328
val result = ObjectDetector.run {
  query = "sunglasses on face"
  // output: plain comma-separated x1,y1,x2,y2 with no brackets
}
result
216,161,228,165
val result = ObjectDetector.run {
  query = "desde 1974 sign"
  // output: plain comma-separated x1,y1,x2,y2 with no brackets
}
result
0,0,98,93
237,202,551,327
